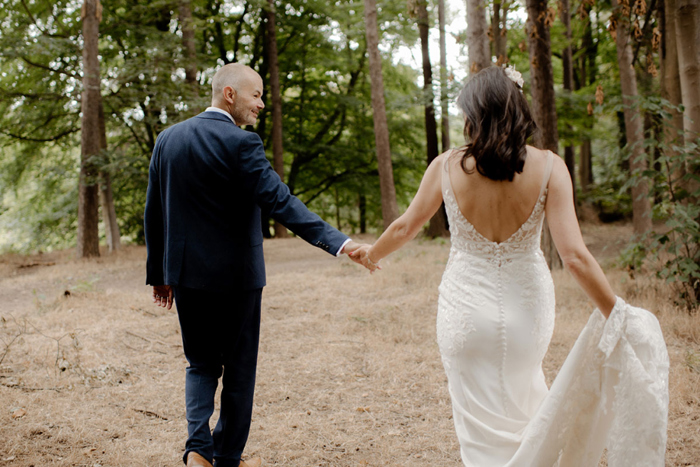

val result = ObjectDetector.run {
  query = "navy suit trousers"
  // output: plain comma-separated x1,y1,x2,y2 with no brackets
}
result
173,286,262,467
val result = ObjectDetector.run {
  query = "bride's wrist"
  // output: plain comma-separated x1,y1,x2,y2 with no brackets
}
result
367,249,380,267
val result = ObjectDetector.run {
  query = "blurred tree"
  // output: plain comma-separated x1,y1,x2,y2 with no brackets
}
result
610,0,652,235
466,0,490,73
77,0,103,258
526,0,562,269
364,0,399,229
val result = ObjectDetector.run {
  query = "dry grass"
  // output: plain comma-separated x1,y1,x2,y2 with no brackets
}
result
0,222,698,466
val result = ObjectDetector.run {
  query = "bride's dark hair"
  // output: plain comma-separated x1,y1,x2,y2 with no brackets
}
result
455,66,538,182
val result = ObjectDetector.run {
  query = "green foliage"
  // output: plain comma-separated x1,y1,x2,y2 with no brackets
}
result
619,98,700,308
0,0,429,250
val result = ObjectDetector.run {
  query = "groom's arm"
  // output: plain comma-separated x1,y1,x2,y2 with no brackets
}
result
236,132,350,255
144,138,166,285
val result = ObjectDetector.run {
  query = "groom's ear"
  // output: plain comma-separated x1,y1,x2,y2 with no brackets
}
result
223,86,236,104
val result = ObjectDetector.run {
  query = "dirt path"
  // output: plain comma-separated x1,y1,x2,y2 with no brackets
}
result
0,225,697,466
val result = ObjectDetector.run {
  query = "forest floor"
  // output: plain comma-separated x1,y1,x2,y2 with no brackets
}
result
0,221,698,467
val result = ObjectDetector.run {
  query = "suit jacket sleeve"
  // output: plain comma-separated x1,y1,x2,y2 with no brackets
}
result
237,131,349,255
144,135,165,285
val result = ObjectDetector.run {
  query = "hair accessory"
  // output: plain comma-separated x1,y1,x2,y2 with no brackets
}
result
503,65,524,90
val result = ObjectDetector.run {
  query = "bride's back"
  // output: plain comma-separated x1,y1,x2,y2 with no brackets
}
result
446,66,544,244
447,146,550,244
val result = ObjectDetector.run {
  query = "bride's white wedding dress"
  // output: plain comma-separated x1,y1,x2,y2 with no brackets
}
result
437,151,669,466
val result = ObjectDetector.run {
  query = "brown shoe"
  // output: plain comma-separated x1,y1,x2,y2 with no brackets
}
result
187,452,213,467
239,458,262,467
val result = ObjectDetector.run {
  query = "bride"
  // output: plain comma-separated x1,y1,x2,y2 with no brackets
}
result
352,66,668,466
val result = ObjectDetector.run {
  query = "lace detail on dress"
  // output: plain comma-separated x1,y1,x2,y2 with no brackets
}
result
508,298,669,467
441,155,548,260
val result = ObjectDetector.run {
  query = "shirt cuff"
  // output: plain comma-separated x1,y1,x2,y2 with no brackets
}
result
336,238,352,257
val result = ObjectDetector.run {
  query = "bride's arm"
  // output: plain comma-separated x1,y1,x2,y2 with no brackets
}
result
353,154,445,268
546,156,617,318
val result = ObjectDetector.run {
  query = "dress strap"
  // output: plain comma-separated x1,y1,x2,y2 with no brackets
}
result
537,150,554,199
442,149,454,195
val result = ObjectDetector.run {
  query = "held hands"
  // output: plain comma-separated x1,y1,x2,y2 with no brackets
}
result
349,244,381,273
342,241,380,272
152,285,173,310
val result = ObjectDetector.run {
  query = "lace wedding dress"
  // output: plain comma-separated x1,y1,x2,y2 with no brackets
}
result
437,151,669,466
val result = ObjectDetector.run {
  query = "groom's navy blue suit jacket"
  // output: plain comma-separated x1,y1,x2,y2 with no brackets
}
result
144,111,349,290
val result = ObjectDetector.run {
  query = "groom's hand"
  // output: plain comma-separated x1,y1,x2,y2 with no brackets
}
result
348,244,381,272
152,285,173,310
342,241,372,269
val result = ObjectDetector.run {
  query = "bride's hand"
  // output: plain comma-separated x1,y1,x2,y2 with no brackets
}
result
350,245,381,272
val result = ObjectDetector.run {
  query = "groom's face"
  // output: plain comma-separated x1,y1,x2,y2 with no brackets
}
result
231,73,264,126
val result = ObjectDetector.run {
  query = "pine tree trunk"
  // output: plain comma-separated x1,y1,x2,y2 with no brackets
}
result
179,0,197,88
77,0,102,258
578,10,595,192
675,0,700,151
98,102,121,252
364,0,399,229
466,0,491,73
438,0,450,152
526,0,562,269
662,0,686,191
579,140,593,191
612,0,652,235
492,0,509,64
560,0,577,209
266,0,288,238
359,193,367,234
417,0,448,238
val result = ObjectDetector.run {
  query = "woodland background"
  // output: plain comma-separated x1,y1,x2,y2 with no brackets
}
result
1,1,700,465
0,0,699,304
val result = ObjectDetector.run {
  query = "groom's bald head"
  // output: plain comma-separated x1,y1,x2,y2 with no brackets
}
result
211,63,259,104
210,63,264,126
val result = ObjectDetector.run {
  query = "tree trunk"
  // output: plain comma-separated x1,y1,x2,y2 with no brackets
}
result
364,0,399,229
179,0,197,89
417,0,448,238
560,0,577,209
578,9,595,192
612,0,652,235
98,102,121,252
359,193,367,234
466,0,491,73
266,0,288,238
662,0,686,191
675,0,700,153
492,0,509,64
438,0,450,152
77,0,102,258
526,0,561,269
579,140,592,192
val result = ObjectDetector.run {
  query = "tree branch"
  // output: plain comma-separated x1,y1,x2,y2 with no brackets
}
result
0,127,79,142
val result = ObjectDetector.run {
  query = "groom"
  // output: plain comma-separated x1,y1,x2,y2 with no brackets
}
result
144,63,362,467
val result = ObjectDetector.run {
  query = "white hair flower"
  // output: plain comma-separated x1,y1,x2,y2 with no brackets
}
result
503,65,524,90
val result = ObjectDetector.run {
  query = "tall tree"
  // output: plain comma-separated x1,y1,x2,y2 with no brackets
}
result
415,0,448,237
526,0,562,269
266,0,288,238
77,0,102,258
492,0,510,64
466,0,491,72
578,8,595,192
98,102,121,252
611,0,652,235
438,0,450,152
675,0,700,171
661,0,685,191
560,0,577,208
179,0,197,89
364,0,399,229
